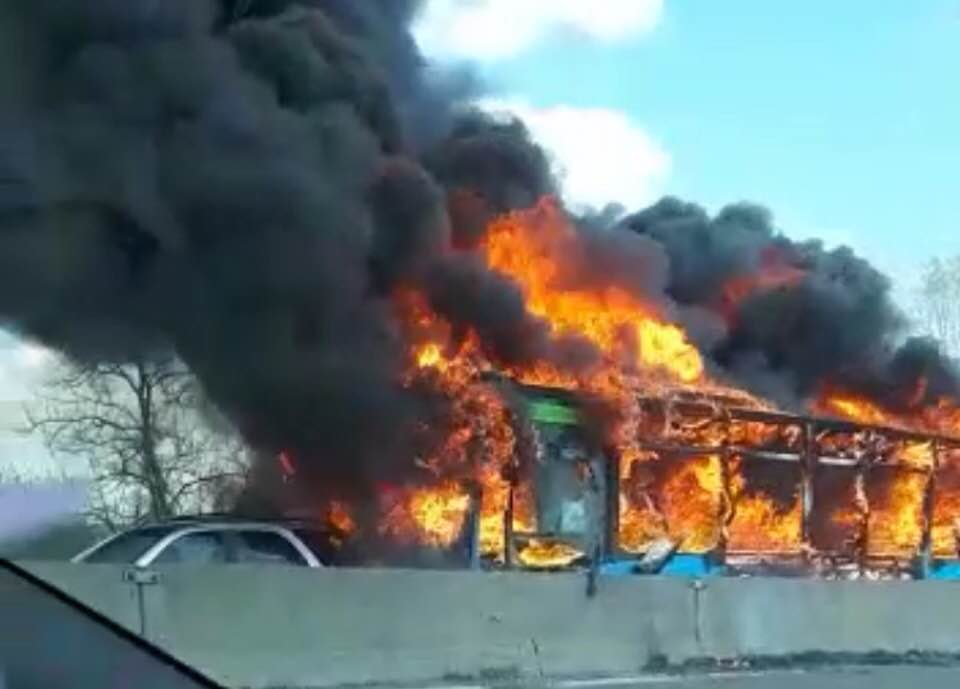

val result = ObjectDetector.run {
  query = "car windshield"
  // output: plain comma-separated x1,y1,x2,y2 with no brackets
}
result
82,526,179,564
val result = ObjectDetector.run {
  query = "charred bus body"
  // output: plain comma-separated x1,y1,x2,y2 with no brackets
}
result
459,384,960,579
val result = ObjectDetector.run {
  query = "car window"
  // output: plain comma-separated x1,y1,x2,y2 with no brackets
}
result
82,526,179,564
291,528,339,565
232,530,307,566
152,531,229,565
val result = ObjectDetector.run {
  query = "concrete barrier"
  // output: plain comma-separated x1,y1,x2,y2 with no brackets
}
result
697,577,960,659
0,562,215,689
142,567,698,688
16,562,960,689
18,561,143,634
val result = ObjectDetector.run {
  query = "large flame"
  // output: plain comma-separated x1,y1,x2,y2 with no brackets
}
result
378,482,471,548
727,455,803,554
312,198,960,569
816,385,960,439
932,449,960,556
482,198,704,384
518,539,585,568
813,387,960,560
817,390,900,428
387,199,724,554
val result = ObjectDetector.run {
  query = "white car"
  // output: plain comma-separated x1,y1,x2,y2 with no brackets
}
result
72,516,337,568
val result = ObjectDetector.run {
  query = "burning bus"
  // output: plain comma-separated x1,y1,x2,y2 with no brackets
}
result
493,386,960,578
276,374,960,579
264,199,960,579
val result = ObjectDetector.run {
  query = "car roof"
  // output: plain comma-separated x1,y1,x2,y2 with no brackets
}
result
74,514,345,566
136,514,331,531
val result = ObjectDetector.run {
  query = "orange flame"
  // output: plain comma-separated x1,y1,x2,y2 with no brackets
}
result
816,387,960,439
517,539,584,568
813,388,960,560
933,449,960,556
378,482,471,549
327,500,357,535
318,198,960,569
482,198,704,384
817,391,897,427
866,470,927,557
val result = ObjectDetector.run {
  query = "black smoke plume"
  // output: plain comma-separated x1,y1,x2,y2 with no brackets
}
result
0,0,597,502
622,198,960,408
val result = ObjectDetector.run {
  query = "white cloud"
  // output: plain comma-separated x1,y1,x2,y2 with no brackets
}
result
415,0,664,61
0,334,55,402
15,342,53,370
0,334,61,480
0,334,86,479
481,99,671,211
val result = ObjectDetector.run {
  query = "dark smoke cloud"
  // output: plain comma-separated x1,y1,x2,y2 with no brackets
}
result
0,0,593,499
566,223,670,300
624,197,793,305
716,245,901,397
0,0,471,492
621,198,960,407
422,254,599,371
839,336,960,412
424,108,557,245
227,0,480,150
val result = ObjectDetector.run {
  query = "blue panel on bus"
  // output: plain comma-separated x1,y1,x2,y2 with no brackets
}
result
927,560,960,580
598,560,639,576
660,554,717,577
599,553,724,577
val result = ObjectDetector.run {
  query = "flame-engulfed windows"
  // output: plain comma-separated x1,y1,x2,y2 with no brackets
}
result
810,466,863,554
320,383,960,573
607,396,959,571
726,455,803,554
932,449,960,557
865,466,927,558
508,396,608,567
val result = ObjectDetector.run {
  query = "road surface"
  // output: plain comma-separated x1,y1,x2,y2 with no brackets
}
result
601,667,960,687
427,666,960,689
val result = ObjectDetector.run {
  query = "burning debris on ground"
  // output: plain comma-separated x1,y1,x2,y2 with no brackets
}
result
1,0,960,579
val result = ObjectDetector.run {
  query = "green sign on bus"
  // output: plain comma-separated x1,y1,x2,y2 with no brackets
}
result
528,399,579,426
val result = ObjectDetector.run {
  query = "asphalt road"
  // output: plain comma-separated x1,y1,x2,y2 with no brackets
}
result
547,666,960,689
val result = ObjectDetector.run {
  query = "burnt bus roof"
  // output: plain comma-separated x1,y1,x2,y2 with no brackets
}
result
485,371,960,447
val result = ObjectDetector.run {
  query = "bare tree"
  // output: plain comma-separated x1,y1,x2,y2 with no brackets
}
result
916,256,960,356
26,357,250,530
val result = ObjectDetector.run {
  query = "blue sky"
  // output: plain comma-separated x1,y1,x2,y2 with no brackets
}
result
419,0,959,291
